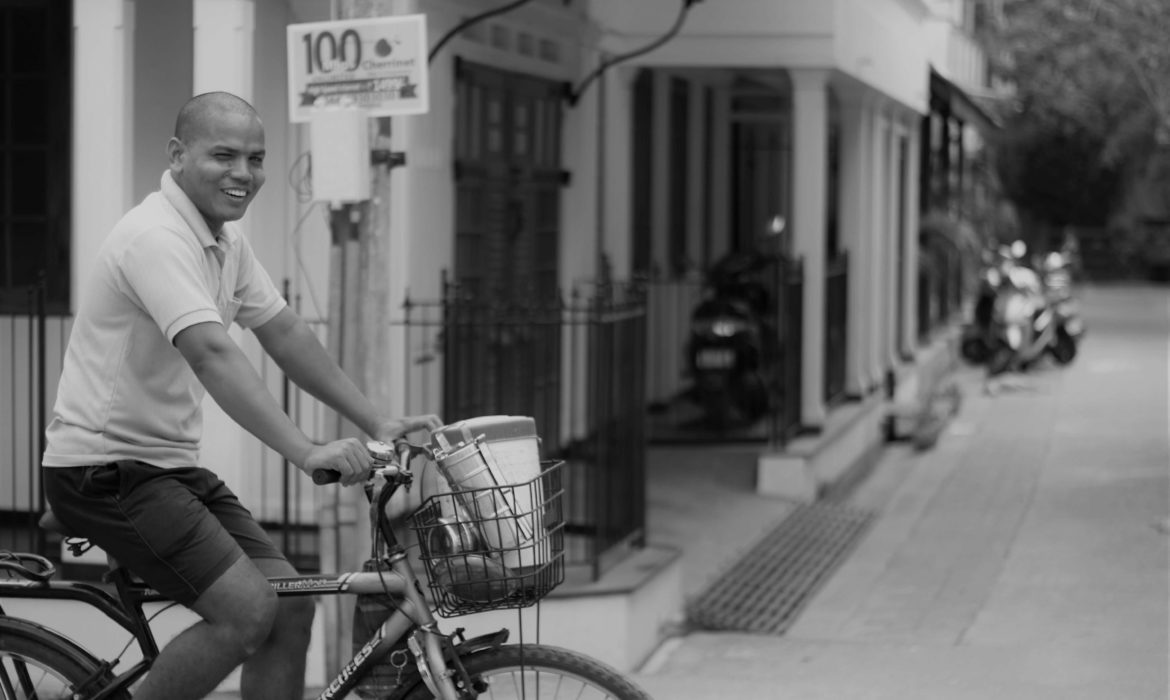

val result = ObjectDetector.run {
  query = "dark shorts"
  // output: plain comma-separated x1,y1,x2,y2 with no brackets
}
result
43,461,286,607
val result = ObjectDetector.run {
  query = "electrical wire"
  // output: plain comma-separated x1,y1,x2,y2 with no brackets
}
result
566,0,701,106
428,0,537,64
287,201,328,321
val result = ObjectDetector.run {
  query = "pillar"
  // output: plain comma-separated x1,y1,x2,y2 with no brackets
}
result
836,86,872,397
901,113,922,356
790,69,830,428
886,121,902,368
192,0,255,100
72,0,135,312
868,102,889,387
603,66,636,280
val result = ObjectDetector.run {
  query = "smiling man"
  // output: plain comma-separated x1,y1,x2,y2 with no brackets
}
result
41,92,440,700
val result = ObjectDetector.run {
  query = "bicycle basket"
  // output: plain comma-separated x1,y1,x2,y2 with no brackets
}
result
407,460,565,617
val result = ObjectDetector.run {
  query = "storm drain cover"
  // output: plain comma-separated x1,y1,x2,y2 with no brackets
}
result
686,502,874,635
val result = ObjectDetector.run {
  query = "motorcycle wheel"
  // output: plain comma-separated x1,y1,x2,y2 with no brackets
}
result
986,340,1016,377
731,372,770,424
1050,330,1078,365
960,335,988,364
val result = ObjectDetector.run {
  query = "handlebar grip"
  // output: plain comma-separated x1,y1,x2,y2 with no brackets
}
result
311,440,414,485
312,469,340,485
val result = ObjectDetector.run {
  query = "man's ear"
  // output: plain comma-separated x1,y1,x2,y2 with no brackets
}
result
166,137,185,170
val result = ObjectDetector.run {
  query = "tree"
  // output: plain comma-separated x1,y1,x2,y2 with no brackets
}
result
982,0,1170,239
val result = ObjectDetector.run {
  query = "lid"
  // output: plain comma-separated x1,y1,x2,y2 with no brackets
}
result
430,415,537,453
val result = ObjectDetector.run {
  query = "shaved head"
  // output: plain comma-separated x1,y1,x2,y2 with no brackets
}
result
174,92,261,144
167,91,266,232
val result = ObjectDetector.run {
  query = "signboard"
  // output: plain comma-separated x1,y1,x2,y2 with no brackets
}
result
287,15,429,123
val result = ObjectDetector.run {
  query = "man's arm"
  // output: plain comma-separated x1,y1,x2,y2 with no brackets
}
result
174,320,371,484
251,307,440,443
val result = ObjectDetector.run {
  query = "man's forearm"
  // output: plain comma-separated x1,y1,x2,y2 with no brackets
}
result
262,321,386,437
191,344,317,467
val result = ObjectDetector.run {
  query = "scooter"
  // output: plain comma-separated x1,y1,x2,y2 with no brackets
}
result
685,218,786,427
985,282,1079,375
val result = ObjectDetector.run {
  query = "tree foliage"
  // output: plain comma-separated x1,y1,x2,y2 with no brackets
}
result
983,0,1170,228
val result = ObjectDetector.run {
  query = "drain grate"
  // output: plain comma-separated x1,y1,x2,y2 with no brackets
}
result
686,502,874,635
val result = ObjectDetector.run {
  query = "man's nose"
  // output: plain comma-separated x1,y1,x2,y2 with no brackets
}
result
230,156,253,180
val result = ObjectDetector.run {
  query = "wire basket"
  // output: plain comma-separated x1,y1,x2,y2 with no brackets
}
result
408,460,565,617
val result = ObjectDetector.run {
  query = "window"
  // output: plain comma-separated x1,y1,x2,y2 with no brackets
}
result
0,0,70,314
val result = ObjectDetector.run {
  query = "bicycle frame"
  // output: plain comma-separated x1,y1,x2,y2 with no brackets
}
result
0,447,482,700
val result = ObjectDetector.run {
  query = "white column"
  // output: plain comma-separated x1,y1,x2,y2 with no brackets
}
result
191,0,257,498
72,0,135,312
868,102,889,387
836,88,871,397
790,69,830,428
192,0,255,100
886,121,902,368
902,114,922,356
603,67,636,280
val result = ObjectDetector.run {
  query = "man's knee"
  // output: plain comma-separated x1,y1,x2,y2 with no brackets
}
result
275,596,316,638
232,585,281,656
194,557,280,656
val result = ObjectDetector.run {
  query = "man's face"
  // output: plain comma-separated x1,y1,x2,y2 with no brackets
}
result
168,111,266,233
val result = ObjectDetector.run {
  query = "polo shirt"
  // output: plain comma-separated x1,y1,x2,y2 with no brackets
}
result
43,171,286,468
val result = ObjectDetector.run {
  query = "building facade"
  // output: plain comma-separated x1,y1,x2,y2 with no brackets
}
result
0,0,996,676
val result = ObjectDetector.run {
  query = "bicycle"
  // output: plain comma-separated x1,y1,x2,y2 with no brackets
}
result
0,438,653,699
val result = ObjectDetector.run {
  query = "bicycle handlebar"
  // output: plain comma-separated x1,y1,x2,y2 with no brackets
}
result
310,439,421,484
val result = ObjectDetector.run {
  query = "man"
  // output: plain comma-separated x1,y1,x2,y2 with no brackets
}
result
41,91,441,700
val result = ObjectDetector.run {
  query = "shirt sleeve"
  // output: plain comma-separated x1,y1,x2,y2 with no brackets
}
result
117,227,221,342
232,233,287,329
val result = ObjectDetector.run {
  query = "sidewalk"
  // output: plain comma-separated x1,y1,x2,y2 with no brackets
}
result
632,284,1170,699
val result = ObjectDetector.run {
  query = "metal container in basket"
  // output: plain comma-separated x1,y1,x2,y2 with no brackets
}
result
408,460,565,617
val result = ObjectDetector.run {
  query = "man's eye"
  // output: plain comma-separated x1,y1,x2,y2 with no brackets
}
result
214,153,232,161
250,156,264,165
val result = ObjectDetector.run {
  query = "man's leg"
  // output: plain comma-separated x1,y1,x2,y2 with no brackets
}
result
133,555,279,700
240,557,316,700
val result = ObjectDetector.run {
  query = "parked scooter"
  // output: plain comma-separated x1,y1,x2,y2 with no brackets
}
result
962,245,1084,368
686,217,786,427
984,249,1080,375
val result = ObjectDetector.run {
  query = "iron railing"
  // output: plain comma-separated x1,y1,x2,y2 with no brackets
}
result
6,273,649,584
824,253,849,406
393,278,648,582
0,279,58,556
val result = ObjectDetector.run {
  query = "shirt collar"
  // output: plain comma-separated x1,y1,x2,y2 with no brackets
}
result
159,170,237,250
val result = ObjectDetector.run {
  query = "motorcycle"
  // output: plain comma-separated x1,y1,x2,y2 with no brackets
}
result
686,220,785,427
985,264,1081,375
963,248,1084,369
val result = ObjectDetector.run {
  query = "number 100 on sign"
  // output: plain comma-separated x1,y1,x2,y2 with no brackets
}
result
287,15,429,123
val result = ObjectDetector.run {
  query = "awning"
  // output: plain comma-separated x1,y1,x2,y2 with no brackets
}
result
929,68,1002,136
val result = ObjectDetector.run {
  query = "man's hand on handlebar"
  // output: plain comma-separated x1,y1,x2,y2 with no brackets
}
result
373,414,444,446
308,414,442,486
301,438,372,486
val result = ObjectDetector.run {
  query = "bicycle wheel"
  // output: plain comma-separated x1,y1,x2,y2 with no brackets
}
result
401,643,652,700
0,617,128,700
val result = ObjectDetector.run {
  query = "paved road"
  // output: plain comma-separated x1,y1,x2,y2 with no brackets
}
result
632,284,1170,699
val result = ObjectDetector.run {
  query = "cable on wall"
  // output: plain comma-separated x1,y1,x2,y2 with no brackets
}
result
564,0,704,107
428,0,539,64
